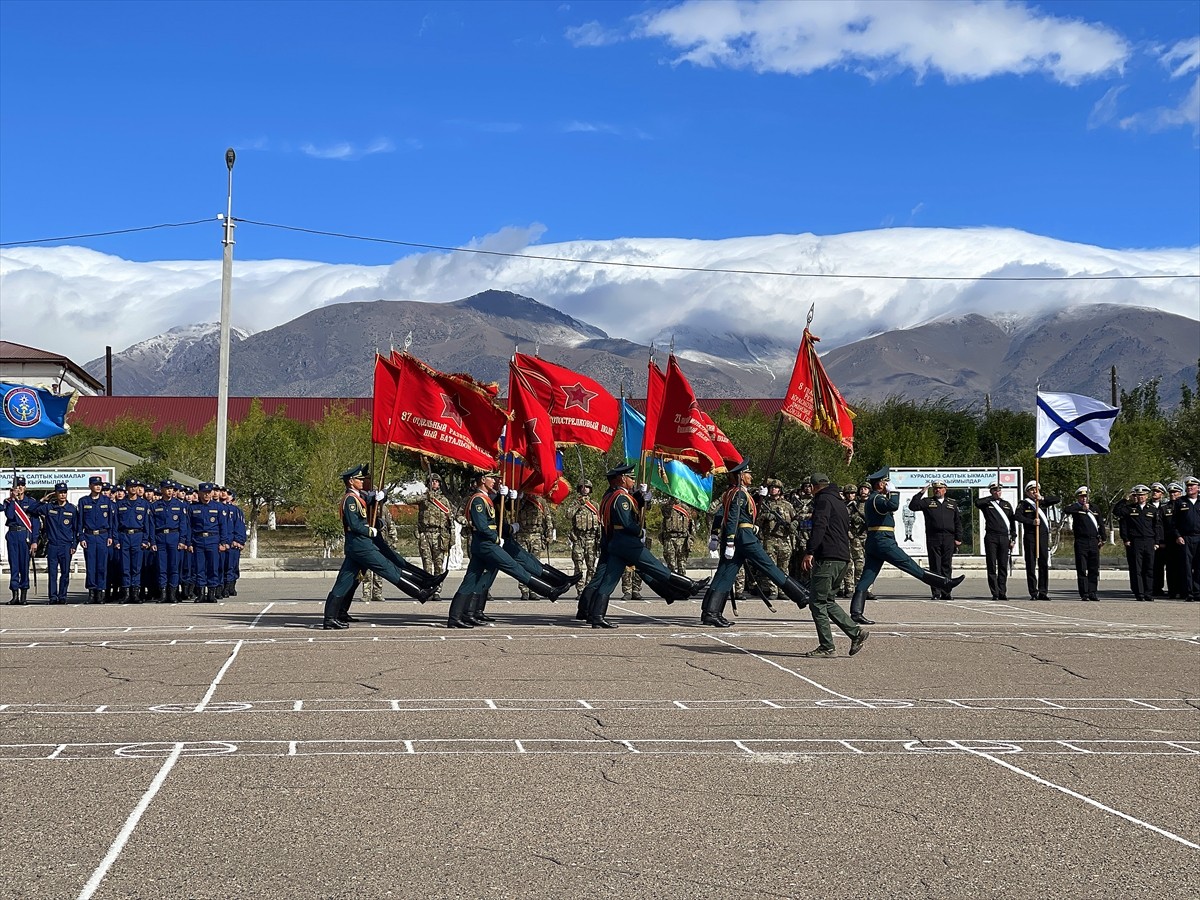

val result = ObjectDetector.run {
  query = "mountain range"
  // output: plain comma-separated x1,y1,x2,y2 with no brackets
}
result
83,292,1198,409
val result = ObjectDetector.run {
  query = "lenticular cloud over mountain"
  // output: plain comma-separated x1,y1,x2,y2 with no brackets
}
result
1,226,1195,365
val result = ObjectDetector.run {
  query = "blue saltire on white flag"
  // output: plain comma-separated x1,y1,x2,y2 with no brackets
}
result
1035,391,1119,458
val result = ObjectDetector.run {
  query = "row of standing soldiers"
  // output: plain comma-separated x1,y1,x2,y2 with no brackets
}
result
3,475,247,606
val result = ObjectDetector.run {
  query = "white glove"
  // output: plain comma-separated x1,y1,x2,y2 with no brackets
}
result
368,527,378,538
509,522,520,534
758,486,768,496
723,544,735,560
550,529,557,542
374,490,386,502
499,485,510,497
708,537,719,552
640,528,647,542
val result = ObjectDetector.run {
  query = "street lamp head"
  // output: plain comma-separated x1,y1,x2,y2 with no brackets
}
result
225,148,236,171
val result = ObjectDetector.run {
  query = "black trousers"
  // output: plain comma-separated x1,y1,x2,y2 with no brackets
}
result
983,532,1011,599
926,535,957,598
1181,536,1200,600
1023,538,1049,597
1073,540,1100,597
1125,540,1155,599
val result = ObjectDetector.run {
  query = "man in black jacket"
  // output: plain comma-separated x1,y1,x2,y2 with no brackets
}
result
975,483,1016,601
908,480,963,600
1062,487,1106,601
1119,484,1163,601
1171,476,1200,602
1015,481,1060,601
800,474,868,659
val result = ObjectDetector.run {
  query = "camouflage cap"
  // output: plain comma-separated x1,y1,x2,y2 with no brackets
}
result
842,483,856,493
577,479,593,489
427,473,442,483
765,478,784,489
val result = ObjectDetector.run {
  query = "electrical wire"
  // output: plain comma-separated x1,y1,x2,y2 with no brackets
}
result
236,218,1198,282
0,218,214,248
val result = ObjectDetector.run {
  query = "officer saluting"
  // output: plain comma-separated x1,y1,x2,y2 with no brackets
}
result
908,479,963,600
77,475,115,604
4,476,40,605
1062,487,1105,601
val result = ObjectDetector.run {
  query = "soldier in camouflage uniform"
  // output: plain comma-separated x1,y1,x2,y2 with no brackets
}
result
790,482,815,580
515,492,555,600
564,480,601,594
621,565,644,600
754,478,796,600
659,498,696,575
416,473,454,601
837,484,867,597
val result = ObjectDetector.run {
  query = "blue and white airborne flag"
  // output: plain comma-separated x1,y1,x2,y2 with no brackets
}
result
1036,391,1119,459
0,382,76,444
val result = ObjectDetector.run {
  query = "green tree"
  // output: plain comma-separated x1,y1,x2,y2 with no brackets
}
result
227,399,307,557
300,403,371,556
1165,362,1199,476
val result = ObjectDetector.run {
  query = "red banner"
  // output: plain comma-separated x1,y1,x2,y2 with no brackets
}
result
385,352,508,471
372,353,402,445
781,328,855,458
650,355,723,475
640,358,666,457
506,362,561,494
699,410,742,467
511,353,618,451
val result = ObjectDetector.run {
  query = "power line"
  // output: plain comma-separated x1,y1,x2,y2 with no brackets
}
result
237,218,1199,283
3,214,1197,282
0,218,214,248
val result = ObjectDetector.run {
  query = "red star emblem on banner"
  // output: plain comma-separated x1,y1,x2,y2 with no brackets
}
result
524,417,542,443
560,381,598,412
440,393,469,428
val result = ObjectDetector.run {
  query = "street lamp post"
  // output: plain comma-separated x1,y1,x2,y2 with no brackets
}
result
214,147,236,484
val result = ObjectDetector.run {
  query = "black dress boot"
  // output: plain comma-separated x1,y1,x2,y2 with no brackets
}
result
7,590,18,605
588,592,618,629
527,576,570,601
700,590,731,627
18,589,29,606
447,593,475,628
849,589,875,625
468,594,495,624
228,580,238,597
575,586,594,621
781,577,811,610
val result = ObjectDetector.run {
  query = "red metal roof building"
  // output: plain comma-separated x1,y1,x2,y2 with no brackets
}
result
69,396,785,435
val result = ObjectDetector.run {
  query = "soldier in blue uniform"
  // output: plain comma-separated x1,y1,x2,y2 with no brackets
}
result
323,464,448,630
113,480,151,603
30,482,79,604
223,488,247,597
104,483,124,601
178,485,197,599
150,480,190,603
4,476,41,605
186,483,229,603
77,476,115,604
445,471,570,629
850,467,966,624
139,484,159,600
697,459,809,628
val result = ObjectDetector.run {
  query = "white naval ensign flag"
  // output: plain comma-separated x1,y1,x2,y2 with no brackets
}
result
1035,391,1119,459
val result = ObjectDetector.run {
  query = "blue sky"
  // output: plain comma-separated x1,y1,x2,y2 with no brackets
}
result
1,0,1197,267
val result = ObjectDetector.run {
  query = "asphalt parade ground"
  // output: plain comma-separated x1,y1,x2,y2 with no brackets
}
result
1,571,1198,899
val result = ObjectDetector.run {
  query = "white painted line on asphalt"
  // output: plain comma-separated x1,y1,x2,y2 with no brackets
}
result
76,742,185,900
5,696,1194,715
4,737,1197,762
948,740,1200,850
247,602,275,629
702,633,872,706
194,640,245,713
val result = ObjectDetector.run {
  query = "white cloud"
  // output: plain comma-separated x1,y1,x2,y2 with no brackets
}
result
1160,36,1200,79
565,20,623,47
300,139,397,161
2,227,1196,369
619,0,1128,85
1118,76,1200,137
